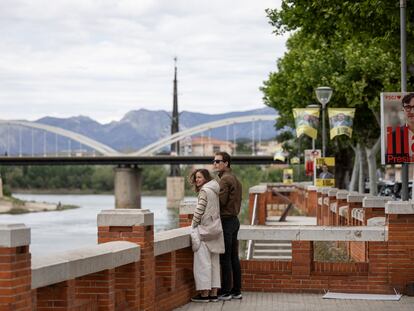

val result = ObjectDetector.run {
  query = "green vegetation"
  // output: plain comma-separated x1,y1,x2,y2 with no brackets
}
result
0,165,169,194
0,164,296,198
314,241,352,263
262,1,414,191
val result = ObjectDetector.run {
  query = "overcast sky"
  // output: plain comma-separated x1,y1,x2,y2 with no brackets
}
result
0,0,287,123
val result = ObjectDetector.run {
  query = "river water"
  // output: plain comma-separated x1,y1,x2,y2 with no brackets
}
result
0,194,195,256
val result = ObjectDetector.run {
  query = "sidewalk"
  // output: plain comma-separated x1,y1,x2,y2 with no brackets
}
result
174,292,414,311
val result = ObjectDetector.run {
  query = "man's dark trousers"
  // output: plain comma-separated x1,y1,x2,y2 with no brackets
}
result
220,216,241,294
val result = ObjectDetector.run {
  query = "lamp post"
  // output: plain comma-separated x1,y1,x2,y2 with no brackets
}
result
315,86,333,157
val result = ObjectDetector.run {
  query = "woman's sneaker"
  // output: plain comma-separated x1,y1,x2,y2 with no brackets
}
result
209,295,219,302
191,294,210,303
231,292,243,299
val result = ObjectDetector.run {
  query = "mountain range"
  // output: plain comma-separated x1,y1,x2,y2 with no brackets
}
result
1,107,279,154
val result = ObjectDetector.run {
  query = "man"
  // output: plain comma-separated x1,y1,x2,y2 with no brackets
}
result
318,163,334,179
403,93,414,133
213,151,242,300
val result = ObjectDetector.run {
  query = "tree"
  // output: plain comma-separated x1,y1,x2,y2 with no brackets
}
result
262,0,414,192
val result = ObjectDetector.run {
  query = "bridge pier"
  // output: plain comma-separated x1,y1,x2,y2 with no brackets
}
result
114,165,142,209
166,176,185,208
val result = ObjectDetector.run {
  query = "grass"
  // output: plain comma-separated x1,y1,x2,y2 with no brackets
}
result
313,241,352,262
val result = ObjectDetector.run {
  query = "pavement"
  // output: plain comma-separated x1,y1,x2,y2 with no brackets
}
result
174,292,414,311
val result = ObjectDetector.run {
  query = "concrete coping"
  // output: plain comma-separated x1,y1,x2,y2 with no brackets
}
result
154,227,191,256
347,193,369,203
367,217,386,227
296,182,312,190
238,225,387,242
179,201,196,215
351,208,364,221
273,187,295,193
330,202,337,213
322,188,334,195
249,185,267,194
339,206,348,217
0,223,30,247
97,209,154,227
327,189,338,197
336,190,349,200
362,197,392,208
306,185,318,191
385,201,414,214
31,241,140,289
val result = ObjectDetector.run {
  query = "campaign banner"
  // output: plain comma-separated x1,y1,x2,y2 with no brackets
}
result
328,108,355,139
380,92,414,164
293,108,320,139
273,148,286,162
283,169,293,184
290,156,300,164
315,157,335,187
304,149,321,177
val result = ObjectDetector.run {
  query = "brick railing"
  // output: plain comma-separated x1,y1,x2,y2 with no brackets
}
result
0,210,195,311
2,191,414,310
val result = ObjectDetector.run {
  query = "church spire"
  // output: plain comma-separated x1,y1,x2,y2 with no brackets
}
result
170,57,180,176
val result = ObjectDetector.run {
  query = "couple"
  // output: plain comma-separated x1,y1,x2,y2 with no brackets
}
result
189,151,242,303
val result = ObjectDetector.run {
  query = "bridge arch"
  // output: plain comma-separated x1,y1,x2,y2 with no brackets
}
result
131,114,278,156
0,120,121,156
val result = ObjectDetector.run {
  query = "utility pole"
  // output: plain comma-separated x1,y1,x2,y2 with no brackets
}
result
401,0,409,200
170,57,180,176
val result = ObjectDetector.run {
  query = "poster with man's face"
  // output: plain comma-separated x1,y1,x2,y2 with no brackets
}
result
380,92,414,164
283,169,293,184
315,157,335,187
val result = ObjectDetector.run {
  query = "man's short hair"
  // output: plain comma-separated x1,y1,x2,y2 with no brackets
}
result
402,93,414,106
215,151,231,167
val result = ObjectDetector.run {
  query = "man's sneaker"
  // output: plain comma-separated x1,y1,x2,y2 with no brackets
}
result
191,294,210,303
209,296,219,302
218,293,232,301
231,292,243,299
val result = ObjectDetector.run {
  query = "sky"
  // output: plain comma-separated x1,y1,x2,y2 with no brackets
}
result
0,0,288,124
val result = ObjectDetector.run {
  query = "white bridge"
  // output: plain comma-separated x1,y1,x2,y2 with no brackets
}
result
0,114,277,156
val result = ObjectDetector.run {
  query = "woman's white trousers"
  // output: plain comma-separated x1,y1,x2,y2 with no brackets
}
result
193,241,221,290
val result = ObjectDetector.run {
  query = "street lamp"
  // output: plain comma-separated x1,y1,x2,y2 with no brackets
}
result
315,86,333,157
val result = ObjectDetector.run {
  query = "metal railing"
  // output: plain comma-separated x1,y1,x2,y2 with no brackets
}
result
246,193,259,260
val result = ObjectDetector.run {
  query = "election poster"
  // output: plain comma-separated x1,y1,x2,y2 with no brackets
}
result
328,108,355,139
315,157,335,187
293,108,320,139
283,169,293,184
304,149,321,177
380,92,414,164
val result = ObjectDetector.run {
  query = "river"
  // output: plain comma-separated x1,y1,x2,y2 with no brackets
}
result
0,194,195,256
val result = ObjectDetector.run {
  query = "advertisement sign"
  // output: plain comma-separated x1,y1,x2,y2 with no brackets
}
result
293,108,320,139
315,157,335,187
328,108,355,139
304,149,321,177
283,169,293,184
380,92,414,164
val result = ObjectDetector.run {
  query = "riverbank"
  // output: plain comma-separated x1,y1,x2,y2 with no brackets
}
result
0,196,79,214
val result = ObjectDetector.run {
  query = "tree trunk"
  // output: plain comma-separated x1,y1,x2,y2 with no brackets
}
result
349,143,360,191
358,143,365,193
365,137,381,195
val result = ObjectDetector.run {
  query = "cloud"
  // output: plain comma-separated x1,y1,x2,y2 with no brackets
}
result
0,0,287,123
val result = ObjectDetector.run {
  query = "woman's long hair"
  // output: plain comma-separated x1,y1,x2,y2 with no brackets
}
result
188,169,213,192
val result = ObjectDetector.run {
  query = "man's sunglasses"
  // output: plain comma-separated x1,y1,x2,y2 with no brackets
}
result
213,159,225,164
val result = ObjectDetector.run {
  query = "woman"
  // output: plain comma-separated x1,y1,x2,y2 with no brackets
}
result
189,169,224,303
